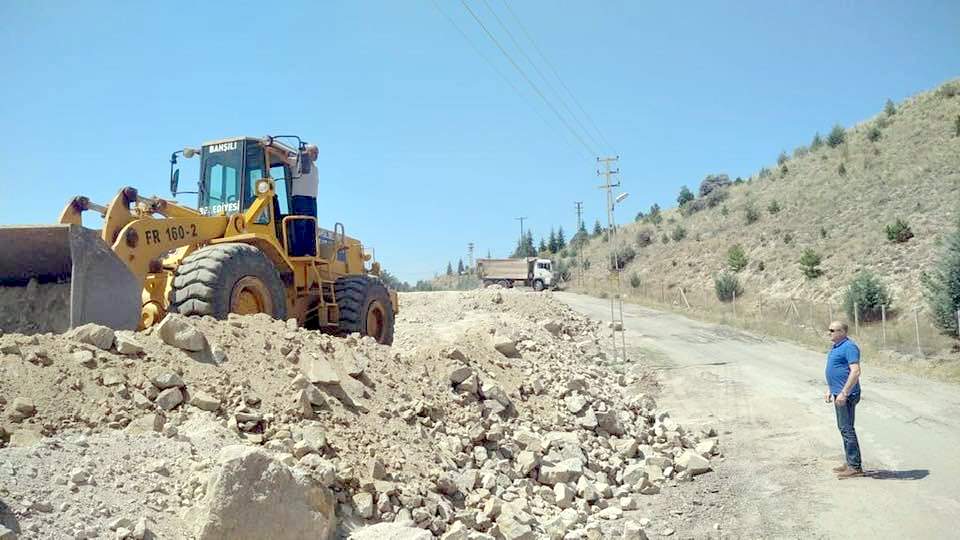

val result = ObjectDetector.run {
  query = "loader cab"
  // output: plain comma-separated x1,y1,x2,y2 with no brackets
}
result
194,137,289,217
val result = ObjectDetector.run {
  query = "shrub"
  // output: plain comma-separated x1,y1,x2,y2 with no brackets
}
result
884,98,896,116
636,228,654,248
671,225,687,242
937,82,959,98
811,132,824,150
645,204,662,225
629,272,641,288
885,218,914,243
780,164,789,176
922,220,960,336
714,272,743,302
820,226,829,239
838,162,847,176
610,245,636,270
583,259,591,270
695,233,702,242
954,114,960,137
744,202,760,225
799,248,823,279
756,260,765,272
758,167,772,179
677,186,695,206
843,271,893,323
767,200,781,214
720,205,729,217
783,232,793,245
698,174,731,197
634,211,645,222
793,145,808,158
705,188,728,208
867,125,882,142
680,197,707,217
827,125,846,148
734,176,744,185
727,244,748,273
662,235,670,244
777,151,788,166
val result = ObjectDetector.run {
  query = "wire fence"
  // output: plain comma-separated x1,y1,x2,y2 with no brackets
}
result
580,276,960,358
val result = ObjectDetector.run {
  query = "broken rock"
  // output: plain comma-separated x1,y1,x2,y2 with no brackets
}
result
68,323,115,350
191,446,335,540
156,314,207,352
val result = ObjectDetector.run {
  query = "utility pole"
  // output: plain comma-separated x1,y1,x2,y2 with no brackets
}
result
574,201,584,287
597,156,626,363
515,216,527,256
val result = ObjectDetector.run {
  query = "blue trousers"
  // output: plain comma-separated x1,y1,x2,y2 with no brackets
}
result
834,393,862,470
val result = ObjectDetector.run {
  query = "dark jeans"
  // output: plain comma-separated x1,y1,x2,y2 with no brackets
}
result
834,393,862,470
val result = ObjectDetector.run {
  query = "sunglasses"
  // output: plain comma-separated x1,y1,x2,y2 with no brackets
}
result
827,328,840,333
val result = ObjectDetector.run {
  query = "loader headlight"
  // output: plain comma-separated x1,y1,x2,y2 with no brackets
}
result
256,180,271,195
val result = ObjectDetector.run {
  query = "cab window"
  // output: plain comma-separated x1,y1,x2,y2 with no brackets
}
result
270,164,290,215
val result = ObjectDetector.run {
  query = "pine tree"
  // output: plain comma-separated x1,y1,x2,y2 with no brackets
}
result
539,237,547,253
525,230,535,257
677,186,694,206
457,258,464,274
593,220,603,236
446,262,453,276
557,226,566,250
548,228,558,253
487,249,491,258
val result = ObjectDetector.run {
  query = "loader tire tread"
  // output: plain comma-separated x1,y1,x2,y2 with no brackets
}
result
335,275,394,345
168,243,287,320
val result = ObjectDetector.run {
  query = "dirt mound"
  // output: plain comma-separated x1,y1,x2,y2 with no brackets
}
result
0,289,721,539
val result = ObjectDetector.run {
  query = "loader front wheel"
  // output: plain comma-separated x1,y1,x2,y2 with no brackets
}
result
335,275,394,345
169,243,287,321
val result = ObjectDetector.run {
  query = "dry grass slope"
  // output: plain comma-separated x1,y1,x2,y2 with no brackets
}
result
576,78,960,310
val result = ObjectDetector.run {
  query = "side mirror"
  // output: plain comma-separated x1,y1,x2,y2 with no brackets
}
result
170,169,180,196
300,153,312,175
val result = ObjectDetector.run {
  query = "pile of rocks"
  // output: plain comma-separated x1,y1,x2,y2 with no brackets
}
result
0,289,721,539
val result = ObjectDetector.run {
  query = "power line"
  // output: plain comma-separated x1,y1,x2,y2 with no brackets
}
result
500,0,618,155
460,0,597,159
429,0,588,161
479,0,603,153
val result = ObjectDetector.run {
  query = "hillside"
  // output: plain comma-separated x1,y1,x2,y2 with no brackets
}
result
571,79,960,310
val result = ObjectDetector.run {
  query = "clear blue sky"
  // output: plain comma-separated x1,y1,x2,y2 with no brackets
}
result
1,1,957,283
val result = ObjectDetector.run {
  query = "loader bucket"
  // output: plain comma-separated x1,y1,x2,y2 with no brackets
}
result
0,224,141,335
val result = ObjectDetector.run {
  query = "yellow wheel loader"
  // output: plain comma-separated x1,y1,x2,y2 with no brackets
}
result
0,135,397,344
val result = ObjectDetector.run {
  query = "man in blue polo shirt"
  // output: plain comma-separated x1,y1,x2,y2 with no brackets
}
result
825,320,863,478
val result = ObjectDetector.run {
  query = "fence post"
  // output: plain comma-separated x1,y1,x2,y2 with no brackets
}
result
732,289,737,319
853,303,860,337
914,309,923,356
881,304,887,348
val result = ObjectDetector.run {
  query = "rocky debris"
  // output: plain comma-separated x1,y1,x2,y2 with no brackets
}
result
68,323,115,350
155,387,184,411
190,446,335,539
156,314,207,352
0,289,721,539
190,391,221,412
350,522,433,539
7,397,36,422
115,332,145,355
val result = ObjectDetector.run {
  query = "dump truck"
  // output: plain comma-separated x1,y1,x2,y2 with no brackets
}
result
0,135,397,344
476,257,555,291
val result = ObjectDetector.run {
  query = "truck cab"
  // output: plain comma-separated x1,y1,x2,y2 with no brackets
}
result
533,258,554,291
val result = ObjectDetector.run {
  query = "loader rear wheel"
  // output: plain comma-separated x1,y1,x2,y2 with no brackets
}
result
169,243,287,321
335,275,394,345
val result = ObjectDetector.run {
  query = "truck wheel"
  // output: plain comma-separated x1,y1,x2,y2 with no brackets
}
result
533,280,545,292
169,243,287,320
499,280,511,288
335,275,395,345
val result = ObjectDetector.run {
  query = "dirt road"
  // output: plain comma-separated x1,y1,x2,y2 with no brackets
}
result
556,291,960,539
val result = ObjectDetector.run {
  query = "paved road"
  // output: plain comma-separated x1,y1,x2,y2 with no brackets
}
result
556,292,960,539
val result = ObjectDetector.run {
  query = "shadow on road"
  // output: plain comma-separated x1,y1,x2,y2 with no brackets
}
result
865,469,930,480
1,499,20,536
